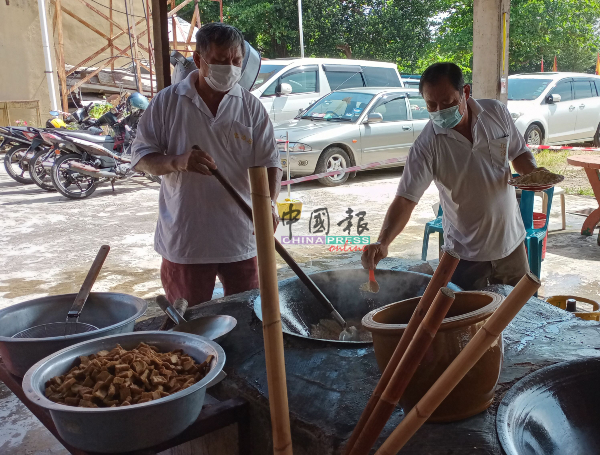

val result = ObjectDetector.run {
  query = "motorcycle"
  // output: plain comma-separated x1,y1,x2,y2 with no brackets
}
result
43,93,159,199
1,104,104,185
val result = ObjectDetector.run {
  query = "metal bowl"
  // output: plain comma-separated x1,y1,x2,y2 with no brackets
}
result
497,358,600,455
23,331,225,453
0,292,147,377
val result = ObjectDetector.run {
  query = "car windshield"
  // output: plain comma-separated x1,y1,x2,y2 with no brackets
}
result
508,78,552,100
301,92,375,122
252,64,287,90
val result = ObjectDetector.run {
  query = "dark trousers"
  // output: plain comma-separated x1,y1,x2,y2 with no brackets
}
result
160,256,259,306
450,243,530,291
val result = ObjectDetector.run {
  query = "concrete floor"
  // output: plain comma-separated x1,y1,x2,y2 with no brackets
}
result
0,166,598,453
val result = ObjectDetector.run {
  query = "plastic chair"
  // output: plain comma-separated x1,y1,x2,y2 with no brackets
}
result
519,187,554,280
421,205,444,261
536,186,566,230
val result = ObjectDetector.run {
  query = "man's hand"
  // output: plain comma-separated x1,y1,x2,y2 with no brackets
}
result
272,203,280,232
174,146,217,175
361,241,388,270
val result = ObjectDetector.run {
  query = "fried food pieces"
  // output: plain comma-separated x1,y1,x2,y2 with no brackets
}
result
45,343,213,408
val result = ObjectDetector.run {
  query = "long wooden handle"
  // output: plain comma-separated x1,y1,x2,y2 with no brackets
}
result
68,245,110,318
349,288,455,455
212,168,346,327
376,273,541,455
344,250,460,454
249,167,293,455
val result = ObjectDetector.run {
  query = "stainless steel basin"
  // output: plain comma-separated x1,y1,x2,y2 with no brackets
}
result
23,331,225,453
253,269,461,344
0,292,147,376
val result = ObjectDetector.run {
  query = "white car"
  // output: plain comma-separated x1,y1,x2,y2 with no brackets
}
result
250,58,404,123
508,73,600,146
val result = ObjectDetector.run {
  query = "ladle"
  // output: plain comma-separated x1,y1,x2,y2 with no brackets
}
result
156,295,237,341
209,164,346,328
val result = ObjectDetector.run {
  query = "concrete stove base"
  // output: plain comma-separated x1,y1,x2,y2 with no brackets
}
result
137,275,600,455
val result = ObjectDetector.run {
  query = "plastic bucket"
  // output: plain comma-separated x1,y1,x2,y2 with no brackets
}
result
533,212,547,259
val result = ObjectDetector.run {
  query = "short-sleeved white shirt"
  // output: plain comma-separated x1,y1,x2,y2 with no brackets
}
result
396,98,528,261
131,70,281,264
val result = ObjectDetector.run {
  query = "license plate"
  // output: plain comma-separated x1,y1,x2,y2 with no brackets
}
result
281,158,287,167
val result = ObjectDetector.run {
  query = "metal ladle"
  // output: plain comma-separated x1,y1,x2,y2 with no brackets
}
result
12,245,110,339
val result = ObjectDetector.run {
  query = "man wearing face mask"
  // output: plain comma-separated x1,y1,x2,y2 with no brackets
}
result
131,23,282,306
362,62,540,290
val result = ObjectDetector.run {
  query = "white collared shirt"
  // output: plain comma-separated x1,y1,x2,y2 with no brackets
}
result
131,70,281,264
397,98,528,261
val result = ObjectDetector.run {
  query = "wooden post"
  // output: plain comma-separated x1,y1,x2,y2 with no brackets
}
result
151,0,170,90
249,167,293,455
55,0,69,114
344,250,460,455
170,0,176,52
375,273,541,455
128,0,144,93
109,0,114,73
194,0,201,29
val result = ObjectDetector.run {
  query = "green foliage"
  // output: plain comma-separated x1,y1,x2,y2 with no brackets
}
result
427,0,600,77
88,103,114,119
175,0,600,77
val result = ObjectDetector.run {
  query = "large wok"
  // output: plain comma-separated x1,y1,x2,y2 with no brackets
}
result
497,357,600,455
253,269,461,344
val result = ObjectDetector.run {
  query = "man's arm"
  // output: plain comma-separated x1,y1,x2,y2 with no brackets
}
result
361,196,417,269
135,147,217,176
267,166,282,203
512,150,538,176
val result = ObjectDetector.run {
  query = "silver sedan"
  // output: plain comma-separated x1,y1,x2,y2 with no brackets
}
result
273,87,430,186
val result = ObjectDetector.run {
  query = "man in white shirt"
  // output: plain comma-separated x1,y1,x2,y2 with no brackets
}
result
362,62,539,290
132,23,282,305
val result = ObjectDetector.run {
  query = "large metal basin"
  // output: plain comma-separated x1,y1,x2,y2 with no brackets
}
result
497,358,600,455
0,292,147,377
253,269,461,344
23,331,225,453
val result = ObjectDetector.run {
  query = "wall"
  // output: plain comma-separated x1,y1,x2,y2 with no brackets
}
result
0,0,60,126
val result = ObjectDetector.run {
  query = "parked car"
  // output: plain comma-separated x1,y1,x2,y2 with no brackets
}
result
273,87,429,186
401,74,421,89
507,73,600,146
251,58,404,123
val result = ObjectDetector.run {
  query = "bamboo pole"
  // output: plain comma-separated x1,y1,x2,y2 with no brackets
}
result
54,0,69,114
344,250,460,455
49,0,110,40
108,0,115,72
75,0,127,34
145,0,154,97
376,273,541,455
249,167,293,455
128,0,144,93
350,288,456,455
167,0,192,17
170,0,176,52
193,0,201,28
173,14,193,54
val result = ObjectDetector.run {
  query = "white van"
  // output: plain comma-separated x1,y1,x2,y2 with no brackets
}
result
250,58,404,123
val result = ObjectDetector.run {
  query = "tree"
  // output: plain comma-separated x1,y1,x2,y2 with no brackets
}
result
427,0,600,78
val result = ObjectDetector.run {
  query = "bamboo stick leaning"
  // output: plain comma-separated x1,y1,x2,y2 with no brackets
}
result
249,167,294,455
344,250,460,454
375,272,541,455
349,288,456,455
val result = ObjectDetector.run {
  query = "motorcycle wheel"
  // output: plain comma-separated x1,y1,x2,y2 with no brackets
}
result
3,145,34,184
51,153,99,199
29,148,57,192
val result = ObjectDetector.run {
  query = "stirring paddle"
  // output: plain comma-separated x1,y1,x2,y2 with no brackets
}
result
360,269,380,293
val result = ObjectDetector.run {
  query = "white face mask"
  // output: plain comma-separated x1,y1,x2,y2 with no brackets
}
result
199,54,242,92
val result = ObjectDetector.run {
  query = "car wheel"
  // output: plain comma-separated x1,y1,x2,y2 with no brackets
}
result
315,147,350,186
593,123,600,147
524,124,543,146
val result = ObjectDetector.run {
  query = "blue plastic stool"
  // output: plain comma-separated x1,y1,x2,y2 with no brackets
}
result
421,205,444,261
519,187,554,280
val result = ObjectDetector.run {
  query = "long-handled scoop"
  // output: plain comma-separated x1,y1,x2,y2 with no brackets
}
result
156,295,237,341
210,165,346,328
12,245,110,339
360,269,380,293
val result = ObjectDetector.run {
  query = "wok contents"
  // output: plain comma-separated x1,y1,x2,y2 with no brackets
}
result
45,342,213,408
509,169,564,186
359,269,380,294
311,318,372,342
